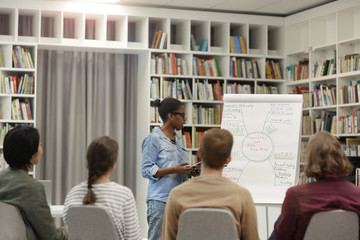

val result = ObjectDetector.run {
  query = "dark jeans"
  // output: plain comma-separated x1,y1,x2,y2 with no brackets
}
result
268,215,281,240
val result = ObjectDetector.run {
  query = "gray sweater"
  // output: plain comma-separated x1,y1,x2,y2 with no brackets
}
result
0,167,67,240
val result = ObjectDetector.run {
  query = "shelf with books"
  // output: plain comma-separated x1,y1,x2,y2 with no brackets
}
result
311,83,336,107
192,54,224,77
18,9,40,43
255,82,280,94
311,45,336,78
151,52,190,76
229,56,262,79
265,58,284,80
225,80,253,94
193,78,223,102
190,20,209,52
229,23,247,54
192,103,222,125
285,53,309,81
170,19,190,51
149,17,169,50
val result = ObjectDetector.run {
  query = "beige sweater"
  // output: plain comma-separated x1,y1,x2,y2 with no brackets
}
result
162,175,259,240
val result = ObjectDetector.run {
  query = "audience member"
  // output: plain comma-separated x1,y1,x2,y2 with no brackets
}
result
162,129,259,240
63,136,141,240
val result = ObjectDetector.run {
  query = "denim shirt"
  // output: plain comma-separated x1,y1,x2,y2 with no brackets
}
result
141,127,189,202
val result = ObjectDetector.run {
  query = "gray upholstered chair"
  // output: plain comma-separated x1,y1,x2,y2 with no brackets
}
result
176,208,238,240
67,205,118,240
303,210,359,240
0,201,27,240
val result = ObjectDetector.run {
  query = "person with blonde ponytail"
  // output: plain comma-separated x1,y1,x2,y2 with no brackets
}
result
63,136,141,240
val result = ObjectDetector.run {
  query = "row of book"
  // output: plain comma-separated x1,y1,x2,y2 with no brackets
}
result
339,80,360,105
192,56,222,77
286,59,309,81
190,34,208,51
192,104,222,125
338,110,360,134
313,59,335,78
293,86,310,108
12,46,34,69
302,111,337,135
256,84,278,94
193,79,222,101
265,60,283,79
151,53,188,75
150,30,167,49
226,82,252,94
299,170,316,184
229,36,246,54
229,57,261,78
0,74,34,94
312,84,336,107
11,99,33,120
150,106,160,123
340,53,360,73
161,79,193,100
0,48,4,67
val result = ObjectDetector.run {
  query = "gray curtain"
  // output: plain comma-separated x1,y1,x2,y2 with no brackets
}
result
36,50,138,204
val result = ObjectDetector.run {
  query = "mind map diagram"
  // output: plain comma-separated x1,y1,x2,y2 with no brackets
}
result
222,102,299,187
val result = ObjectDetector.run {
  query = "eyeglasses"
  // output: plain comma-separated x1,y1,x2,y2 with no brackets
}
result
172,112,185,118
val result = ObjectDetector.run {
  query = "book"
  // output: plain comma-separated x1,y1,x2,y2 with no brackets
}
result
199,39,208,51
159,32,167,49
154,30,162,49
190,34,198,51
0,48,4,67
151,31,159,48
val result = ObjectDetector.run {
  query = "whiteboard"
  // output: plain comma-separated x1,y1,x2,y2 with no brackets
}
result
221,94,303,204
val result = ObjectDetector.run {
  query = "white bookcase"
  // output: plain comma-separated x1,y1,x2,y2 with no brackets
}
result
285,0,360,183
148,19,285,165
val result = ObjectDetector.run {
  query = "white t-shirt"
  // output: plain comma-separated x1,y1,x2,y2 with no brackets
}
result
63,182,141,240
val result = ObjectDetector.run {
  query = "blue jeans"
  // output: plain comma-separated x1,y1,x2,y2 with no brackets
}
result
147,199,166,240
268,215,281,240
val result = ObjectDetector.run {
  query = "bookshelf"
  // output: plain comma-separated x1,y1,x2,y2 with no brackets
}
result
285,0,360,184
0,43,36,177
149,20,285,165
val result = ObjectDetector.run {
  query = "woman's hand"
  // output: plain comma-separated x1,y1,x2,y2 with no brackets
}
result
174,163,192,175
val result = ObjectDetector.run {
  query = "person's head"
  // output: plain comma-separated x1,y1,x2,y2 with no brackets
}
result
83,136,119,204
199,129,233,170
3,125,42,171
305,131,353,179
153,97,186,129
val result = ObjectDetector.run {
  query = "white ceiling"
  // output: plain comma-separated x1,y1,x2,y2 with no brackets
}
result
110,0,337,16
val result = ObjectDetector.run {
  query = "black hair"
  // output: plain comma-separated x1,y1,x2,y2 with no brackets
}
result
153,97,184,123
3,125,40,170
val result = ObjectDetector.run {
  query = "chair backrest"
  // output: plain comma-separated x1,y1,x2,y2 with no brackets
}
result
176,208,238,240
303,210,359,240
38,180,52,206
67,205,118,240
0,201,27,240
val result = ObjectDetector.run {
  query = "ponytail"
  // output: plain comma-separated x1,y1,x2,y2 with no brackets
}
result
83,173,97,204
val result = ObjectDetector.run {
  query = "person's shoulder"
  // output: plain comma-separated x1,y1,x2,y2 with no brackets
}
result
170,178,195,194
143,129,161,144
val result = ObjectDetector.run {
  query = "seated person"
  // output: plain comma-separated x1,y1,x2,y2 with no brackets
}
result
162,129,259,240
0,126,67,240
63,136,141,240
273,131,360,240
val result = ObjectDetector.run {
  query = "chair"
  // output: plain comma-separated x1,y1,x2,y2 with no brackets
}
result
0,201,27,240
176,208,238,240
67,205,118,240
303,210,359,240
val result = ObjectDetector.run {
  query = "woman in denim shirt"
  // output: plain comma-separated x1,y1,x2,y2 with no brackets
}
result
141,97,191,240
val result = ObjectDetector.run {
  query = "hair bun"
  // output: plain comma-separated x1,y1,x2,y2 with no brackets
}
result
153,99,161,107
